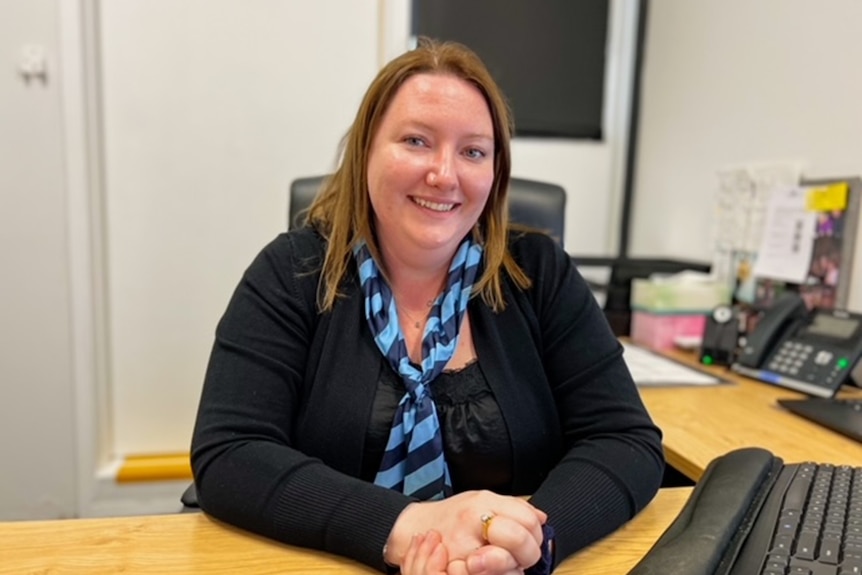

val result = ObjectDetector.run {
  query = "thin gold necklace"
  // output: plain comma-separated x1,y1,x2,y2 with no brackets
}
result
398,299,435,329
399,306,427,329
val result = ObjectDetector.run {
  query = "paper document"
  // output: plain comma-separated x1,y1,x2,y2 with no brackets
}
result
751,186,816,284
623,343,724,387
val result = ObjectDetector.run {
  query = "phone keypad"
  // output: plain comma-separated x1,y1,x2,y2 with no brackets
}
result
765,341,850,387
767,341,814,376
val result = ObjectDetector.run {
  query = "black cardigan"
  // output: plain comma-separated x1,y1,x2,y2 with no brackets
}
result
191,227,664,572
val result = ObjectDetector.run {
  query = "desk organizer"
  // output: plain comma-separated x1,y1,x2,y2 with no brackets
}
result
631,311,707,352
629,273,730,351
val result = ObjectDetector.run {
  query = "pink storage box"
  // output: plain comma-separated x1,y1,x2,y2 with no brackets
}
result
630,311,706,352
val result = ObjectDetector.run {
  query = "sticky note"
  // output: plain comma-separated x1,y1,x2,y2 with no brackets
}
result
806,182,848,211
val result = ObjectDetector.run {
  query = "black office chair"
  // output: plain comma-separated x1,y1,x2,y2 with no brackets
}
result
287,175,566,247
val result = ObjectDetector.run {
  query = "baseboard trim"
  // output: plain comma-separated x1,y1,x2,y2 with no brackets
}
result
116,453,192,483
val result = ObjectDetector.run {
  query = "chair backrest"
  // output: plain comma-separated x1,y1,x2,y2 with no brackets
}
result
508,177,566,247
288,175,566,248
288,175,326,230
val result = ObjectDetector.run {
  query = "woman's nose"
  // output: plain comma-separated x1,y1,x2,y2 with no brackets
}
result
426,150,457,189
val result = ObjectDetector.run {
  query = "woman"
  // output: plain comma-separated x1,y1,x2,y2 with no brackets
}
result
191,38,664,575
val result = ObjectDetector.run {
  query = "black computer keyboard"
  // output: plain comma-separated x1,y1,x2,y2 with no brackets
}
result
628,448,862,575
734,462,862,575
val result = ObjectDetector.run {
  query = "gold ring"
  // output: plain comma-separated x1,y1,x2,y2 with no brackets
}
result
480,513,495,542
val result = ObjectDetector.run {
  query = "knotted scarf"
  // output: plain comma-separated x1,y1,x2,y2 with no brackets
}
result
354,238,483,500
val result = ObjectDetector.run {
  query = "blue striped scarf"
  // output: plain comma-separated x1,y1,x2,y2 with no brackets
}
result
354,238,483,500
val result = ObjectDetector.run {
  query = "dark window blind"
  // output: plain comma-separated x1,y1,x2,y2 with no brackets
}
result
411,0,609,139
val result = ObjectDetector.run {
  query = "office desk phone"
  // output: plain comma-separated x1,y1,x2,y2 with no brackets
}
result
732,292,862,397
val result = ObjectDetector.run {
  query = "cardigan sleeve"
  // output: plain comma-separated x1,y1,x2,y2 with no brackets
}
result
512,234,666,566
190,230,412,572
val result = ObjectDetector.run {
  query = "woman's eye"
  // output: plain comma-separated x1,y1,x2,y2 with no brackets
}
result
404,136,426,147
465,147,487,160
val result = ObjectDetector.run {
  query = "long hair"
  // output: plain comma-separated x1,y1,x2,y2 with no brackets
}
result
306,37,531,311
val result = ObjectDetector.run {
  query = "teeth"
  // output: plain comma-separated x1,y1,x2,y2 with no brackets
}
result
413,197,455,212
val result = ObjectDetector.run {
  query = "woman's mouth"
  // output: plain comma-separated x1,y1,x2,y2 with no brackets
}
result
412,196,456,212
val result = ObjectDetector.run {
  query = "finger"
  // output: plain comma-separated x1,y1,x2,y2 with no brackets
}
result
402,533,423,574
447,558,469,575
465,545,519,574
429,543,449,573
408,531,448,575
481,496,545,545
424,531,449,574
481,515,542,568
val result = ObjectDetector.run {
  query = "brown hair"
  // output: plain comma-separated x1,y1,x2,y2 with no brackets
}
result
306,37,530,311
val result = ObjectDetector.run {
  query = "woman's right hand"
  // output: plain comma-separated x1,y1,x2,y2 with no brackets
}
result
384,490,547,573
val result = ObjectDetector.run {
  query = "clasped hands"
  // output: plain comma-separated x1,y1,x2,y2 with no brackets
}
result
385,490,548,575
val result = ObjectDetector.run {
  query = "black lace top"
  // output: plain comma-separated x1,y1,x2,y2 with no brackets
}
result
363,357,514,494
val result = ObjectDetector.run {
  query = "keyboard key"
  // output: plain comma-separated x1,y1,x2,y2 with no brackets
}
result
793,532,817,560
766,554,790,569
817,538,840,564
788,559,837,575
772,533,794,553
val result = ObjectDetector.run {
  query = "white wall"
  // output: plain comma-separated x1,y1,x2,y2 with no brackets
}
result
0,0,78,519
632,0,862,311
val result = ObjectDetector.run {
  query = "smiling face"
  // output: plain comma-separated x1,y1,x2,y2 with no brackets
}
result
366,73,495,269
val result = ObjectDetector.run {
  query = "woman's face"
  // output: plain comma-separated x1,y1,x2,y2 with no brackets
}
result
366,73,495,266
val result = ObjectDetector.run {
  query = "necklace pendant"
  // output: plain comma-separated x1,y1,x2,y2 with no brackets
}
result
415,321,421,329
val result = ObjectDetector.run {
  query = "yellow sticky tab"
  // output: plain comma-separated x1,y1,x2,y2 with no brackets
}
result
807,182,848,211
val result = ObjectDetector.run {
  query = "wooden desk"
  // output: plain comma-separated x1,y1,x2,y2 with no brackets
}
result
0,487,691,574
638,346,862,480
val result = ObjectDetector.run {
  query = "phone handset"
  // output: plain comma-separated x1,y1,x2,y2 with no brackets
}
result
736,292,808,369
